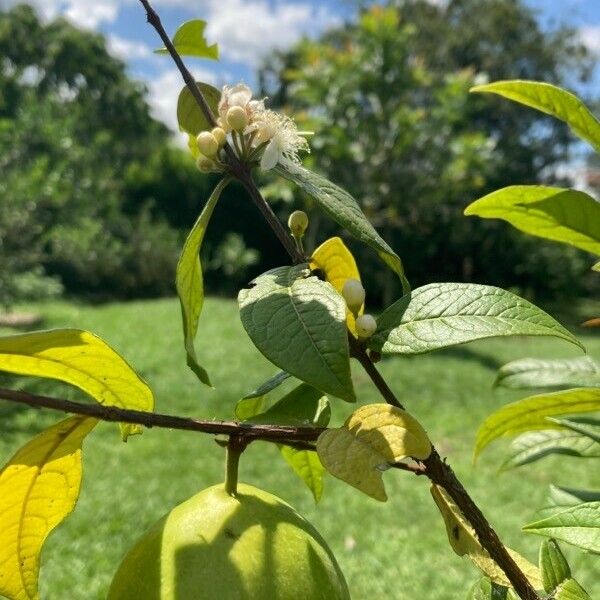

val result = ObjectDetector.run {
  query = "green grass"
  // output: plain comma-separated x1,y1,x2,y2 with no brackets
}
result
0,297,598,599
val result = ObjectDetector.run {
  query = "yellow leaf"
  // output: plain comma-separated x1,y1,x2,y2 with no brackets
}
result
0,416,97,600
431,485,542,590
317,404,431,501
310,237,363,333
0,329,154,439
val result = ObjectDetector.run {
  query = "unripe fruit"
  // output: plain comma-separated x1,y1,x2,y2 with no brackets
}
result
108,483,350,600
197,131,219,156
288,210,309,237
196,155,215,173
355,314,377,339
211,126,227,147
226,106,248,131
342,278,365,315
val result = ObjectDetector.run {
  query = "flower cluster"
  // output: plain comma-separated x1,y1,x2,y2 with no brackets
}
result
193,83,310,173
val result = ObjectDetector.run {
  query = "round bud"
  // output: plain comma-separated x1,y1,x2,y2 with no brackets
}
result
197,131,218,157
288,210,309,237
211,127,227,147
355,314,377,339
226,106,248,131
342,279,365,315
196,155,215,173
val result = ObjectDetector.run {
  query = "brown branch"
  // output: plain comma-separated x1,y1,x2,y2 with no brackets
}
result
137,2,538,597
0,388,324,445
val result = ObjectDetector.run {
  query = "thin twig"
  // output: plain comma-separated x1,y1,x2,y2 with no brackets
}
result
0,388,324,444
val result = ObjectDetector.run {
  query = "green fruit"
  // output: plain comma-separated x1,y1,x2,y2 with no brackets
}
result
108,483,350,600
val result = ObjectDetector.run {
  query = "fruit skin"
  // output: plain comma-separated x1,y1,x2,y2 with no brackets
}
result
108,483,350,600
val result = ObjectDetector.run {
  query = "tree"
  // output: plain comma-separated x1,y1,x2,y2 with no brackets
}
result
259,0,596,303
0,5,173,306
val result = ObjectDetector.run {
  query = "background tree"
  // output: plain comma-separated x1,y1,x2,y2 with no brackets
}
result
259,0,597,304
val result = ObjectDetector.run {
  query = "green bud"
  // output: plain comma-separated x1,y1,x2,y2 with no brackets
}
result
342,279,365,315
355,314,377,339
197,131,219,157
288,210,309,238
226,106,248,131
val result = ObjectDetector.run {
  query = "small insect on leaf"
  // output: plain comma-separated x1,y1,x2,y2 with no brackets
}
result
0,416,97,600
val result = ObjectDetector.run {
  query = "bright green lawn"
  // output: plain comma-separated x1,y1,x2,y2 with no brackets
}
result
0,297,598,599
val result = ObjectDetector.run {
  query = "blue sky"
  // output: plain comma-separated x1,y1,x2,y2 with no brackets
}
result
3,0,598,132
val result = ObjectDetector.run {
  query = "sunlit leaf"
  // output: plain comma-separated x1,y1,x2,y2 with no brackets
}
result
539,539,571,594
494,357,600,390
554,579,592,600
550,416,600,443
369,283,582,355
475,388,600,460
156,19,219,59
275,164,410,293
177,81,221,136
239,265,355,402
538,485,600,521
0,416,97,600
310,236,363,334
0,329,153,439
176,178,230,386
317,404,431,501
431,485,542,589
280,446,326,503
471,80,600,152
464,186,600,255
501,426,600,470
523,501,600,553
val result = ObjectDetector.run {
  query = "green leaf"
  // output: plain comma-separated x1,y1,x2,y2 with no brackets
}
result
156,19,219,59
550,416,600,443
0,416,97,600
0,329,154,439
176,178,230,386
501,427,600,470
538,485,600,520
523,501,600,553
593,261,600,272
464,186,600,255
280,446,326,503
234,396,264,421
494,357,600,390
554,579,592,600
274,164,410,293
431,485,542,589
466,578,510,600
243,371,291,399
471,80,600,152
369,283,582,355
539,539,571,594
177,81,221,136
317,404,431,501
248,384,330,426
238,265,355,402
475,388,600,459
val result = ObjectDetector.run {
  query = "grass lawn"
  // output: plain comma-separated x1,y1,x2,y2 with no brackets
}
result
0,296,598,599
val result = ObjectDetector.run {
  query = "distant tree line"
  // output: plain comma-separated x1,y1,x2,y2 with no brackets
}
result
0,0,597,310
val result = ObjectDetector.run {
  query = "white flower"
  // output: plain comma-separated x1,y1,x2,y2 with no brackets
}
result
218,83,264,130
250,109,311,171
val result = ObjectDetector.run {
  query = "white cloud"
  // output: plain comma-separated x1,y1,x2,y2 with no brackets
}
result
107,33,153,60
203,0,339,66
579,25,600,55
1,0,120,28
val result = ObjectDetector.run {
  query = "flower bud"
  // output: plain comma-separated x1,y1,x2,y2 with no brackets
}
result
226,106,248,131
196,155,215,173
288,210,309,237
342,279,365,315
197,131,218,157
211,127,227,147
355,314,377,339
